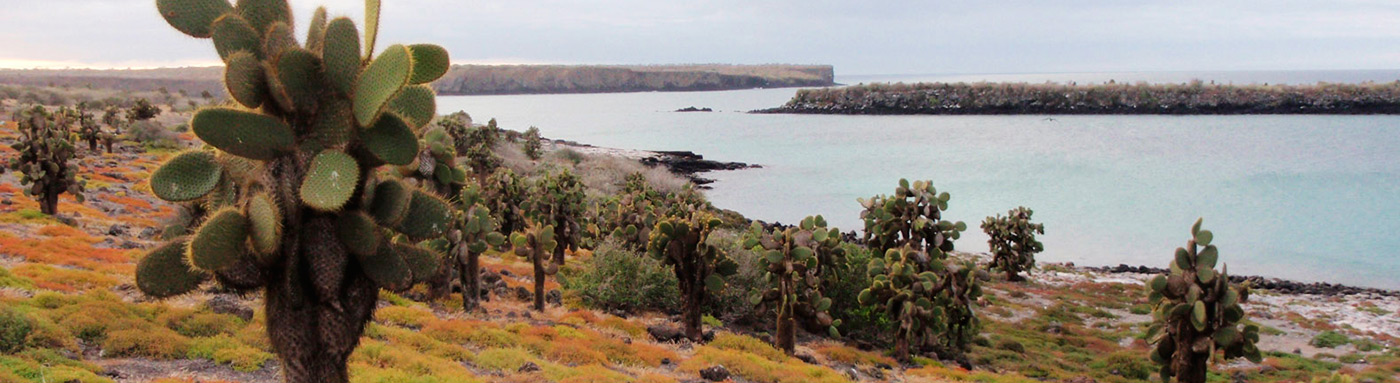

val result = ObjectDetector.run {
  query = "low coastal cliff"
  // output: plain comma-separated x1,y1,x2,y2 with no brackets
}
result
433,64,835,95
756,81,1400,115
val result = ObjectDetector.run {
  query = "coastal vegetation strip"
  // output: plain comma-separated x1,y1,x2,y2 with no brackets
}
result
756,80,1400,114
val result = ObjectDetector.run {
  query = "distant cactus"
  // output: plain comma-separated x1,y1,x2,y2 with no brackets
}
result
856,179,980,361
595,173,660,250
527,169,586,265
138,1,453,382
126,97,161,122
743,215,846,354
102,106,126,135
647,210,738,341
1146,219,1261,383
446,181,505,311
76,102,103,152
401,125,468,299
981,206,1044,281
511,220,558,311
522,126,542,160
7,105,86,215
484,167,527,235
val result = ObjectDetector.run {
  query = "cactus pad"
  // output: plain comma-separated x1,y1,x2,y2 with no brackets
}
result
322,17,361,95
150,150,222,202
305,6,327,53
137,237,208,298
336,211,380,257
307,97,355,150
363,0,380,59
356,241,410,291
352,44,411,127
300,150,360,211
157,0,233,38
363,113,418,165
395,243,439,282
246,192,282,255
407,44,449,85
369,179,411,226
189,207,251,271
395,189,452,240
192,107,296,160
261,21,297,61
211,14,262,61
235,0,291,35
224,51,267,108
269,48,322,113
388,85,436,130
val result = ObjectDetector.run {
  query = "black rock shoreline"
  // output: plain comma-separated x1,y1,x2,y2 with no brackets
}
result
1084,264,1398,298
546,139,759,188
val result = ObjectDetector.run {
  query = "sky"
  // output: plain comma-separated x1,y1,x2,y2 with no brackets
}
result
2,0,1398,75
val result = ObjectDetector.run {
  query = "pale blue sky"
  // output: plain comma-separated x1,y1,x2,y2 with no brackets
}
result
2,0,1398,74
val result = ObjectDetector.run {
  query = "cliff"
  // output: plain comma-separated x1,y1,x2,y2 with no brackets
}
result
431,64,835,95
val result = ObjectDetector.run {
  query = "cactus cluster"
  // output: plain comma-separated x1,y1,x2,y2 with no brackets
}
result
7,105,86,215
742,215,846,354
126,98,161,121
75,102,108,152
447,180,506,311
526,169,586,265
511,220,559,311
980,206,1044,281
594,172,660,250
647,210,738,341
137,1,452,381
404,124,467,195
1146,219,1260,383
522,125,542,160
856,179,980,361
103,105,126,135
484,167,527,235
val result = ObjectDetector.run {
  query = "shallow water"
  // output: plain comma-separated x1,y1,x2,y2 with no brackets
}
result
438,71,1400,289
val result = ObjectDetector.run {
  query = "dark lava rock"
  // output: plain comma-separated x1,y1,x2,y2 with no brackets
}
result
675,106,714,112
648,324,686,343
517,362,540,373
138,227,158,240
546,289,562,305
514,287,532,301
795,353,818,364
203,295,254,322
699,365,729,382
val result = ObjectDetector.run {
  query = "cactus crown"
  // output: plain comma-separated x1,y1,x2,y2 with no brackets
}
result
526,169,586,254
137,0,454,299
1146,218,1261,381
7,105,87,214
981,206,1045,279
522,126,542,160
648,210,737,293
743,215,847,338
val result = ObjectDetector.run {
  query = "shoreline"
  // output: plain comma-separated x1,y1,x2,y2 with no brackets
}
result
543,138,759,187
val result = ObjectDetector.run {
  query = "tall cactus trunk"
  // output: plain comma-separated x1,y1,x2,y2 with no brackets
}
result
683,286,704,342
425,259,453,301
88,139,98,152
265,257,377,383
532,255,546,311
459,251,480,311
776,308,796,354
1005,268,1021,282
893,321,912,362
1171,320,1208,383
552,223,567,265
40,189,59,215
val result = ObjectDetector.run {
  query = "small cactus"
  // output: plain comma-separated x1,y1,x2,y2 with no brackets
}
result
856,179,980,361
522,126,542,160
511,220,558,311
102,105,126,135
446,181,505,311
484,167,527,235
76,102,104,152
647,210,737,342
7,105,86,215
981,206,1044,282
126,97,161,122
526,169,586,265
742,215,846,354
596,175,659,251
140,1,453,381
1146,218,1261,383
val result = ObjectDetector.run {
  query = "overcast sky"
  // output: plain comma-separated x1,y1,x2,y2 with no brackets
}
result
2,0,1398,75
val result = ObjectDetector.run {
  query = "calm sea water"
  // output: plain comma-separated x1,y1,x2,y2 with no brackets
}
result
438,71,1400,290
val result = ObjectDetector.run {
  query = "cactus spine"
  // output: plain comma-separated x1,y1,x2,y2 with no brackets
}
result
140,1,453,382
856,179,980,362
743,215,845,354
647,210,737,342
981,206,1044,282
7,106,86,215
1146,218,1261,383
511,220,558,311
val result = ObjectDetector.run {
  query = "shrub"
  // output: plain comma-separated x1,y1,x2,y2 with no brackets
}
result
824,243,891,346
562,239,679,312
0,307,34,353
523,126,542,160
472,347,535,371
1311,331,1350,348
158,308,242,337
124,120,177,149
1103,350,1154,380
103,327,190,359
706,231,766,324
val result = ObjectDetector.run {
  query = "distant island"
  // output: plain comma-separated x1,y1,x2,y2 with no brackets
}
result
0,64,835,96
755,80,1400,114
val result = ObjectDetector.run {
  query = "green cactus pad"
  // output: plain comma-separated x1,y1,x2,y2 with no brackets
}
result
192,107,295,160
307,96,354,149
261,21,297,61
395,190,451,240
150,150,222,202
395,243,439,282
363,0,380,59
407,44,449,85
268,48,322,113
136,237,207,298
356,241,411,291
387,85,436,130
300,150,360,211
157,0,233,39
337,211,381,257
210,15,259,62
224,51,267,108
352,44,412,127
370,180,412,226
322,17,361,95
363,113,418,165
305,6,327,53
188,207,251,271
246,192,282,255
235,0,291,34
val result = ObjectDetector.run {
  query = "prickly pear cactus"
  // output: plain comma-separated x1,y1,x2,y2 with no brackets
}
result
526,169,586,265
856,179,980,361
592,172,659,250
137,1,453,381
742,215,845,354
102,106,126,135
126,98,161,122
7,105,86,215
981,206,1044,282
648,211,737,342
522,126,542,160
511,220,559,311
404,124,467,195
1146,218,1260,383
76,102,103,152
485,167,527,235
446,180,506,311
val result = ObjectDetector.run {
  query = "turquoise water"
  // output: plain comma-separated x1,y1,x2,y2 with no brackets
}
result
437,74,1400,290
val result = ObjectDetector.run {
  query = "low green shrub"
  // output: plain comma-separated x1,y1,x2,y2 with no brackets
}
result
0,307,34,353
1311,331,1350,348
561,239,678,312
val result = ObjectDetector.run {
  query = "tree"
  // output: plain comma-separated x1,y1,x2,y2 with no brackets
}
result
136,1,455,382
126,98,161,122
647,209,737,341
448,181,505,311
981,206,1044,281
742,216,845,354
7,106,85,215
526,169,585,266
523,126,542,160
